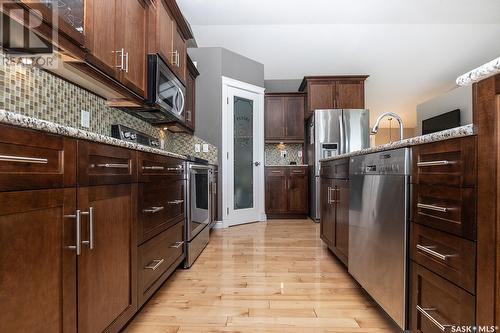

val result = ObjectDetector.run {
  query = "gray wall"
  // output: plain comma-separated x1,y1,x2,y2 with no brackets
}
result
416,85,473,135
187,47,264,220
264,79,303,93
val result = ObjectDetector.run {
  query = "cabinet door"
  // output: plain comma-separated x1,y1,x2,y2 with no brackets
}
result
320,178,335,247
0,188,77,333
185,71,196,130
285,96,305,140
265,96,285,140
287,168,308,213
334,179,349,260
172,26,187,82
118,0,148,97
308,82,334,114
156,0,174,67
335,81,364,109
85,0,119,79
77,184,137,333
265,169,287,213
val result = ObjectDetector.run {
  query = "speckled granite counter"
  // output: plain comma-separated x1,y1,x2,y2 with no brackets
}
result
265,165,308,167
320,124,475,162
0,110,187,160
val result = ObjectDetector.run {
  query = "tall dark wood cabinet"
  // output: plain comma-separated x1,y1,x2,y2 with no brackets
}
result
185,56,200,131
319,157,349,265
265,166,309,218
265,93,306,142
299,76,368,119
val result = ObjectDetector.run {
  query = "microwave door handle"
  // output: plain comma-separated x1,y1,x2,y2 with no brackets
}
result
178,88,185,113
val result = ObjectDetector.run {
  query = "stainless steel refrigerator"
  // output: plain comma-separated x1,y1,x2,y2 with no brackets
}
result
306,109,370,221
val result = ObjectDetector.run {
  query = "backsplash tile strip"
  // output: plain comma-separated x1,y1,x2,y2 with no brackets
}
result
265,143,304,166
0,53,217,164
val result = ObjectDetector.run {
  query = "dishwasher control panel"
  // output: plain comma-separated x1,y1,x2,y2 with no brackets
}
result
350,148,410,175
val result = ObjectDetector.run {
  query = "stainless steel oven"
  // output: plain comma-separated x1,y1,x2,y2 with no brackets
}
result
184,163,212,267
127,54,186,124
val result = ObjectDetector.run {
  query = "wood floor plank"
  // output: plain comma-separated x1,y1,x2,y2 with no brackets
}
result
123,220,400,333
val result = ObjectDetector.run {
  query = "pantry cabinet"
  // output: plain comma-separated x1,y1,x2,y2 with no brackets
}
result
265,93,306,142
299,76,368,119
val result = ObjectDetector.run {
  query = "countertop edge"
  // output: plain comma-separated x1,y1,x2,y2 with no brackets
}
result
0,110,188,160
265,165,309,167
320,124,475,162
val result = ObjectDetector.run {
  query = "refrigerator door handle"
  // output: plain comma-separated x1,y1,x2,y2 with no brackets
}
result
339,113,345,154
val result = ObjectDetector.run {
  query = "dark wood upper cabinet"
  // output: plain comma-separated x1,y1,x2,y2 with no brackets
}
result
0,188,77,333
185,56,200,131
299,76,368,119
265,93,306,142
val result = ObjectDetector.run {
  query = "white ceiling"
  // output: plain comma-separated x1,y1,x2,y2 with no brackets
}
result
178,0,500,127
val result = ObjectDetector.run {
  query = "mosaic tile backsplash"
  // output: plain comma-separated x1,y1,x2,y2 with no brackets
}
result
265,143,304,166
0,53,217,164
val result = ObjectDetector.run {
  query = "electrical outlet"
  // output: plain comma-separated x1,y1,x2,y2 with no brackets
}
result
81,110,90,128
280,150,287,158
195,144,201,153
298,151,303,158
202,144,209,152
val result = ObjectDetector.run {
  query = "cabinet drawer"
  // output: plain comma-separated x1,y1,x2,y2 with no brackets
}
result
138,221,184,302
138,180,185,244
412,137,476,187
320,158,349,179
288,167,307,176
410,223,475,293
410,263,475,332
78,141,136,186
138,152,186,182
0,125,76,191
412,184,476,240
266,167,286,177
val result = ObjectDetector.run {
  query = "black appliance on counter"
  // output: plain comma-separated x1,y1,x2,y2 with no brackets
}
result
111,124,160,148
422,109,461,135
124,54,186,124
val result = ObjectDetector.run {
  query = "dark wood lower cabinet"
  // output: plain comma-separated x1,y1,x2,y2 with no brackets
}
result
320,177,335,246
265,167,309,218
410,263,475,332
77,184,137,333
334,179,349,259
0,188,77,333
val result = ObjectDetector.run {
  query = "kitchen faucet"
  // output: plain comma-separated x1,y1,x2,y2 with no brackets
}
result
371,112,404,141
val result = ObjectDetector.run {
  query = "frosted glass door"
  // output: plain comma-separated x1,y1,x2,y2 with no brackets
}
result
233,96,254,210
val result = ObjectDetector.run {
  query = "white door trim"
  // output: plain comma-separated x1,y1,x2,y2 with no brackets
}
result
221,76,266,228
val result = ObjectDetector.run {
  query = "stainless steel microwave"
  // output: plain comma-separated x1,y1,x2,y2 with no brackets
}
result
127,54,186,124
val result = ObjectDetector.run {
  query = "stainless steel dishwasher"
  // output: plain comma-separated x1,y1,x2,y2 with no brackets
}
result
348,148,410,330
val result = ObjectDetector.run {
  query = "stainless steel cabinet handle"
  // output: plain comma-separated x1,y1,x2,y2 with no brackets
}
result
416,305,450,331
142,206,164,214
328,187,337,204
116,48,124,70
167,166,184,171
124,51,129,73
416,244,452,261
0,154,48,164
142,166,165,170
170,241,184,249
271,171,282,174
417,160,455,167
65,210,81,255
167,200,184,205
92,163,129,169
417,203,448,213
144,258,164,271
81,207,94,250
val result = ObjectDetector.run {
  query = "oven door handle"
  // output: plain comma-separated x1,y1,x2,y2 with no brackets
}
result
189,164,213,170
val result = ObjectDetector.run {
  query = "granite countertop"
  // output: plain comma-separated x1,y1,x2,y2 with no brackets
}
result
0,110,187,160
320,124,475,162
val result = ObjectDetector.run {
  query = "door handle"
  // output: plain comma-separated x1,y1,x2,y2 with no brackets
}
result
142,206,164,214
142,166,165,170
115,48,125,70
417,203,448,213
92,163,129,169
167,200,184,205
254,162,261,166
417,160,455,167
81,207,94,250
144,258,164,271
0,154,48,164
416,305,451,331
416,244,453,261
170,241,184,249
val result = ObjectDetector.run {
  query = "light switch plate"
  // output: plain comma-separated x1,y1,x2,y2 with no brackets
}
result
280,150,287,158
202,144,209,152
195,144,201,153
81,110,90,128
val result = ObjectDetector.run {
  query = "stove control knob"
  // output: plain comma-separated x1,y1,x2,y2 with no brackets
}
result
123,131,132,139
130,133,137,140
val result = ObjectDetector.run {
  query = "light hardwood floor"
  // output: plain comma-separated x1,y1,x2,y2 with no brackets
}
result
124,219,400,333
